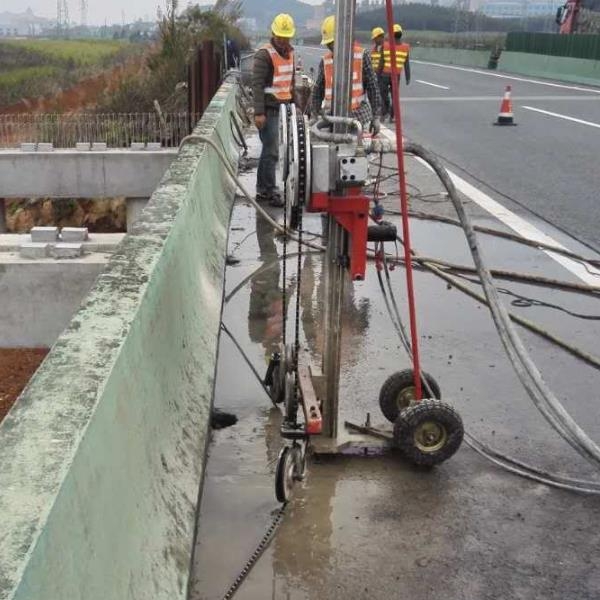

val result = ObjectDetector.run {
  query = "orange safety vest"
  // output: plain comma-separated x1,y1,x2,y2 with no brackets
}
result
323,43,365,112
263,44,294,101
382,41,410,74
371,43,381,68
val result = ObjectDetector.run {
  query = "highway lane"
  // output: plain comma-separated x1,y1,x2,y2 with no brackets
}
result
295,46,600,250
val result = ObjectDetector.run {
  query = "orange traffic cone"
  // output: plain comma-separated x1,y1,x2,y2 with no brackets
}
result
494,85,517,126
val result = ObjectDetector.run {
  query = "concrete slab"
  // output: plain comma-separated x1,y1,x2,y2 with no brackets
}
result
52,242,83,259
19,243,49,259
0,149,177,198
0,233,125,254
60,227,89,242
30,226,59,243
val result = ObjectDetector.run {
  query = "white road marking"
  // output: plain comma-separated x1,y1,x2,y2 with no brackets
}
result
415,79,450,90
380,124,600,285
522,105,600,130
400,95,600,102
412,60,600,95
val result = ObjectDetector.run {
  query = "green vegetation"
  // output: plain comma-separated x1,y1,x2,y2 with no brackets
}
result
96,0,248,113
0,39,143,107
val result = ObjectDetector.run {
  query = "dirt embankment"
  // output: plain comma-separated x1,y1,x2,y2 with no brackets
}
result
5,198,126,233
0,348,49,423
0,56,143,115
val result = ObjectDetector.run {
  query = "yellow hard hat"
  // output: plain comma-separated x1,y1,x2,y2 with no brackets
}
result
393,23,403,34
321,15,335,45
271,13,296,38
371,26,385,40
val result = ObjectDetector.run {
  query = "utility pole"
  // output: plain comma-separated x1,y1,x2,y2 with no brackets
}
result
80,0,88,27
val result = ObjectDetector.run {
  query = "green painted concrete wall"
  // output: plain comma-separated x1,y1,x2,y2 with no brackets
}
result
410,46,600,87
411,47,491,69
0,83,239,600
498,51,600,87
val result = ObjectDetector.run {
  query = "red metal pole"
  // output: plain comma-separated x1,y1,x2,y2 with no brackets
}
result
383,0,422,400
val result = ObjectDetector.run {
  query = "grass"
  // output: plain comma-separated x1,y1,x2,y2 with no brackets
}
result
0,65,58,87
0,38,144,108
0,39,131,67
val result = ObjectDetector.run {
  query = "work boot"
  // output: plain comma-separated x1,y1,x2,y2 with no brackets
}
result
269,192,284,208
255,192,270,203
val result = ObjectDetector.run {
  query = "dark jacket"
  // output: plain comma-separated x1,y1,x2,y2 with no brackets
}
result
252,43,295,116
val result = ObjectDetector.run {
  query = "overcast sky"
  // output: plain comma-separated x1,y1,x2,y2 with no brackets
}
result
4,0,321,27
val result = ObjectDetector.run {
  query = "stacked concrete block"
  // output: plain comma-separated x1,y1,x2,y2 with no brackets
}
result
61,227,89,242
146,142,162,150
91,142,108,151
20,142,36,152
19,243,50,259
31,226,59,243
53,243,83,259
130,142,145,151
76,142,90,151
37,143,54,152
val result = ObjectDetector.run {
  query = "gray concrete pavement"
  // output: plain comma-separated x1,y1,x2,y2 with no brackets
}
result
189,131,600,599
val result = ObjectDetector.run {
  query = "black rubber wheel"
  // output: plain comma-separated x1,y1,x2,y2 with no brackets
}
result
284,373,298,423
393,399,464,466
379,369,441,423
275,446,295,503
270,359,286,404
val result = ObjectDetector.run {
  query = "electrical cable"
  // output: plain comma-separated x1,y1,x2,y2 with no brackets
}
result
390,208,600,270
178,133,326,253
373,235,600,493
405,255,600,297
404,142,600,469
220,323,278,408
451,272,600,321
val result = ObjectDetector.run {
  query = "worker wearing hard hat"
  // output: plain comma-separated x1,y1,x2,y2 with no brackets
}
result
311,15,383,134
252,13,296,207
379,23,411,122
371,26,385,70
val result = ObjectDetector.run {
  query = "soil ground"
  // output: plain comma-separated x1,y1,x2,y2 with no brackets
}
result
0,349,49,423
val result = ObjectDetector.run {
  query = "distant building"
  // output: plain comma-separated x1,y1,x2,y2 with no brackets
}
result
0,8,50,36
481,0,562,16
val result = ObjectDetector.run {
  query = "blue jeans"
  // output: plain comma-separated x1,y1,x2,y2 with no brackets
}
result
256,111,279,196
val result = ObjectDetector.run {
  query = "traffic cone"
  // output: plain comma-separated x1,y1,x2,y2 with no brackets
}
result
494,85,517,126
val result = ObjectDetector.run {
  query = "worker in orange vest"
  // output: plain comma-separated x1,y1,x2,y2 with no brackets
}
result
252,14,296,207
379,23,411,122
311,16,382,134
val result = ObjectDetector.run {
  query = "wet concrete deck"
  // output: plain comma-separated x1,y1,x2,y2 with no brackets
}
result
189,134,600,599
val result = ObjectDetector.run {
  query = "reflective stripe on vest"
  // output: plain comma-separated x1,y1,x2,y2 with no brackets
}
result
382,42,410,74
323,43,365,112
371,43,381,65
262,44,294,101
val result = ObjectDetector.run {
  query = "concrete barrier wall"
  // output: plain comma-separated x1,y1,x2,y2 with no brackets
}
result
411,47,491,69
410,47,600,87
0,82,239,600
498,51,600,87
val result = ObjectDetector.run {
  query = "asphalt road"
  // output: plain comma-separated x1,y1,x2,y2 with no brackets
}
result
296,46,600,249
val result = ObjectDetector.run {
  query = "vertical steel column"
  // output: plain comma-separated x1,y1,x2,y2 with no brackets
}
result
322,0,356,439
